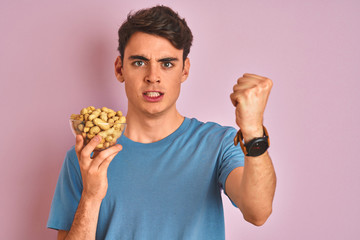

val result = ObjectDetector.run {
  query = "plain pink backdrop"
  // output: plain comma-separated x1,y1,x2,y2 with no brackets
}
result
1,0,359,239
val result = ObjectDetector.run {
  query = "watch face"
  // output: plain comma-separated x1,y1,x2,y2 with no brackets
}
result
248,139,269,156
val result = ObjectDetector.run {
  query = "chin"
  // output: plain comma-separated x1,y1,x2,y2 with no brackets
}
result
142,107,165,117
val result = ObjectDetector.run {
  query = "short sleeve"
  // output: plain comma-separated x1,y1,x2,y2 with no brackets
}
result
47,147,83,231
217,128,244,207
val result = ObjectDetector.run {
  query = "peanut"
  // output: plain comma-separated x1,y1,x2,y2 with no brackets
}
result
93,117,105,126
105,136,113,142
100,112,108,122
119,116,126,123
108,112,116,118
70,114,79,120
77,123,84,132
87,133,95,139
89,126,101,135
85,121,94,128
93,118,110,131
70,106,126,151
80,108,88,115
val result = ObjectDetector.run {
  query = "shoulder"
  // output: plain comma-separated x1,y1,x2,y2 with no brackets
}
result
66,145,77,156
185,117,237,141
65,146,78,162
187,117,236,133
62,146,80,171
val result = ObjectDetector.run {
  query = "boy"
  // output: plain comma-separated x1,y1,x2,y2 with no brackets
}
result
48,5,276,240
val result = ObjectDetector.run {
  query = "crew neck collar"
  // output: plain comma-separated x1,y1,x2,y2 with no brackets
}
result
119,117,191,148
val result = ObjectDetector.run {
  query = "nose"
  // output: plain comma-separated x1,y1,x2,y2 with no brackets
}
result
145,63,160,83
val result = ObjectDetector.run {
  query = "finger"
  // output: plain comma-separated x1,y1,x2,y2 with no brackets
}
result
81,135,102,159
230,92,240,107
233,82,257,92
233,84,242,92
99,152,118,172
92,151,100,159
243,73,266,79
75,134,84,159
91,144,122,168
237,76,259,85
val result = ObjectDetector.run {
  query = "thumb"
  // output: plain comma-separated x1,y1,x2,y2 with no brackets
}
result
75,134,84,157
99,145,122,171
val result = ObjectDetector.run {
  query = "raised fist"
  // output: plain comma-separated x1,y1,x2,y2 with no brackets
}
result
230,73,273,142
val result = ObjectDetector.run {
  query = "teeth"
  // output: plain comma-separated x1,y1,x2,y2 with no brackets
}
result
145,92,161,97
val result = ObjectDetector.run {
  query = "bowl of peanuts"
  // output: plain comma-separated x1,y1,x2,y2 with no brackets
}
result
70,106,126,151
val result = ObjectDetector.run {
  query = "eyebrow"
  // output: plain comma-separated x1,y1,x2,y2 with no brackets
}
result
129,55,149,61
158,57,179,62
128,55,179,62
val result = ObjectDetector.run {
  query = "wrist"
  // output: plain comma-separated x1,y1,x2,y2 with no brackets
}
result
234,126,270,157
81,193,103,206
240,126,264,143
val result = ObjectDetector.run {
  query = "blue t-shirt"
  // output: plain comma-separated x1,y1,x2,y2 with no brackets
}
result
47,117,244,239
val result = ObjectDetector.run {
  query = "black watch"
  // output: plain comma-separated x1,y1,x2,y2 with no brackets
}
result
234,126,270,157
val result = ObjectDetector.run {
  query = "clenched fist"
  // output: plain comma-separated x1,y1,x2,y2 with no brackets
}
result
230,73,273,142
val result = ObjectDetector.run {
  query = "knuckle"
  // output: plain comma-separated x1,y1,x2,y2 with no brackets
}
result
237,77,244,84
102,158,111,167
243,88,252,96
258,78,271,88
231,92,241,100
261,78,273,90
233,95,242,105
80,151,87,160
97,151,107,160
258,81,267,89
88,166,98,175
233,84,239,92
79,164,86,171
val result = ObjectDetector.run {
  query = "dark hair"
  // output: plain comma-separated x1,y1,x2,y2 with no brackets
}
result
117,5,193,63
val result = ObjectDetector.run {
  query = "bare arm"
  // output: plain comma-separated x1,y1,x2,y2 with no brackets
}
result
56,196,102,240
228,73,276,225
225,152,276,226
57,135,122,239
62,195,102,239
57,230,68,240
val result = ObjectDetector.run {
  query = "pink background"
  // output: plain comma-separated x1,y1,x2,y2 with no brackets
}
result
1,0,359,239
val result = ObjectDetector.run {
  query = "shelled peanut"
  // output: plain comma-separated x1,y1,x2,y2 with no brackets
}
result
70,106,126,151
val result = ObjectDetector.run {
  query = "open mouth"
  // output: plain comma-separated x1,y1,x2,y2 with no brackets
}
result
143,91,164,97
143,91,164,101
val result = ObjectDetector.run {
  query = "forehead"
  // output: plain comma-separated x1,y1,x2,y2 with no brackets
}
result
124,32,183,58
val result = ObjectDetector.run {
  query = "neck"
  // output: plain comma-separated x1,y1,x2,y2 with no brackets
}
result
124,106,184,143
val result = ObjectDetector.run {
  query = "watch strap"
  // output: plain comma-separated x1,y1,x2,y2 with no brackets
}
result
233,126,270,156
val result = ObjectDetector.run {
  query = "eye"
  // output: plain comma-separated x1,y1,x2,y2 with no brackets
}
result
133,61,145,67
162,62,173,68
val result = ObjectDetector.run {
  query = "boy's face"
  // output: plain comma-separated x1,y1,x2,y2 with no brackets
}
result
115,32,190,117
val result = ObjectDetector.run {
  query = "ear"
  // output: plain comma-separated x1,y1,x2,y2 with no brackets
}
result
181,58,190,83
115,56,124,83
